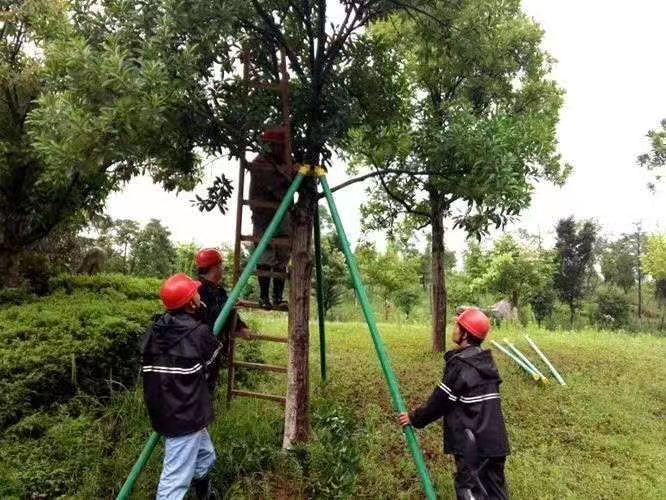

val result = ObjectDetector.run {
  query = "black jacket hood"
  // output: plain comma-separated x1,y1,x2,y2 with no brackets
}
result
147,312,201,352
449,347,502,382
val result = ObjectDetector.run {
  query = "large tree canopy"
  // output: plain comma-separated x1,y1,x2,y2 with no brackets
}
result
0,0,210,285
345,0,570,351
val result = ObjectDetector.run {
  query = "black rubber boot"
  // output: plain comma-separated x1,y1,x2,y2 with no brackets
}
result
257,266,272,309
192,475,218,500
272,278,286,306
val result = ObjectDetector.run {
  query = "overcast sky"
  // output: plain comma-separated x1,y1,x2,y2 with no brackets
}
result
106,0,666,257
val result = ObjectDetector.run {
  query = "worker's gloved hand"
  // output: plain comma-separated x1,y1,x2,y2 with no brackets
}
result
398,412,411,427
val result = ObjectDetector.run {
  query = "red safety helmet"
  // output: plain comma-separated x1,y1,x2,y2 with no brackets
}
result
456,308,491,340
160,273,201,311
196,248,222,269
261,125,287,144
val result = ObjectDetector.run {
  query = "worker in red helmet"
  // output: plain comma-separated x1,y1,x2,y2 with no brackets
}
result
248,125,295,309
142,273,222,499
196,248,252,354
399,308,510,500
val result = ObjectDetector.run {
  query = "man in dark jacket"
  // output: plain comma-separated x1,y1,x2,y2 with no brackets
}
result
248,125,294,309
399,308,510,499
195,248,252,356
142,273,223,500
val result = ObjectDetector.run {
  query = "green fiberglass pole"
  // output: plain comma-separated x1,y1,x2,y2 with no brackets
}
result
503,338,547,383
313,204,327,381
525,335,566,386
320,176,437,500
116,173,304,500
116,432,160,500
490,340,540,381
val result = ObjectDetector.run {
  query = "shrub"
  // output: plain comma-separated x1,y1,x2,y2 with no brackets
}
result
595,286,630,329
50,273,161,300
0,285,33,306
0,290,159,428
20,252,52,295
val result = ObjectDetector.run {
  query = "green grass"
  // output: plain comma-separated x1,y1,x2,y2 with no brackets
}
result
2,312,665,499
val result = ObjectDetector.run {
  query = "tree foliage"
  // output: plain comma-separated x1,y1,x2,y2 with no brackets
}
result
129,219,176,278
642,234,666,281
595,285,630,329
642,234,666,304
0,0,208,285
348,0,570,236
357,241,421,319
472,236,552,310
638,118,666,191
553,217,597,323
599,236,636,292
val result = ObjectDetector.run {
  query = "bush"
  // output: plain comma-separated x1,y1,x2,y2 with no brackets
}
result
0,289,159,429
0,285,33,307
50,273,161,300
595,286,630,329
20,252,52,295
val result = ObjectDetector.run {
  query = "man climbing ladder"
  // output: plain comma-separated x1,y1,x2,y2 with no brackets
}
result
248,126,294,309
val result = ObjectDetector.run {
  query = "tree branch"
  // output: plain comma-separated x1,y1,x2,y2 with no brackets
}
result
378,172,429,218
323,167,445,195
248,1,306,79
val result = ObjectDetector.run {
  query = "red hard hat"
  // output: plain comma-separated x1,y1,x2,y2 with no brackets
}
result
160,273,201,311
457,308,491,340
196,248,222,268
261,125,287,144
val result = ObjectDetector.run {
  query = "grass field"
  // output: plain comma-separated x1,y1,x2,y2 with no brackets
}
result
2,312,665,499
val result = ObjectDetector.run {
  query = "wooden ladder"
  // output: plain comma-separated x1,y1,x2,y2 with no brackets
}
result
226,46,293,406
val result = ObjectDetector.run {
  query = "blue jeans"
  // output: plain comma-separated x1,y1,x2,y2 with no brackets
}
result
156,428,216,500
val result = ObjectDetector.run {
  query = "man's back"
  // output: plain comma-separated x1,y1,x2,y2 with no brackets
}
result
142,312,222,437
441,346,510,458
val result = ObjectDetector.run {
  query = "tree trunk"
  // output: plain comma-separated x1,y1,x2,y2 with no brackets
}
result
0,249,20,288
569,304,575,328
636,226,643,319
430,193,446,353
282,177,315,449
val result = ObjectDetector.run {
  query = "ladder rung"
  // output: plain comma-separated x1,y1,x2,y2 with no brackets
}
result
243,199,281,209
240,235,291,247
231,389,286,404
234,361,287,373
237,332,288,343
253,269,289,279
237,300,289,312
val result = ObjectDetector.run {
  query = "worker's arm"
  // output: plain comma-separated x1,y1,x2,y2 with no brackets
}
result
218,287,250,333
401,364,463,429
195,325,224,391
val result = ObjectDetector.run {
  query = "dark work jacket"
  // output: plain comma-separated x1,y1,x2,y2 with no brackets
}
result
410,346,510,458
198,279,247,348
248,155,292,214
141,312,222,437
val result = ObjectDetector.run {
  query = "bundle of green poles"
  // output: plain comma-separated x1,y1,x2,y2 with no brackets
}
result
116,170,437,500
490,336,566,386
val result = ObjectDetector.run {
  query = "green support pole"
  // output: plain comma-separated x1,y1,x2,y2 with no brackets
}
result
490,340,540,381
115,432,160,500
525,335,566,386
320,176,437,500
503,338,547,383
116,173,305,500
313,204,327,382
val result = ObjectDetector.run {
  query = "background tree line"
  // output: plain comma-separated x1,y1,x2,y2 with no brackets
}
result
8,211,666,334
